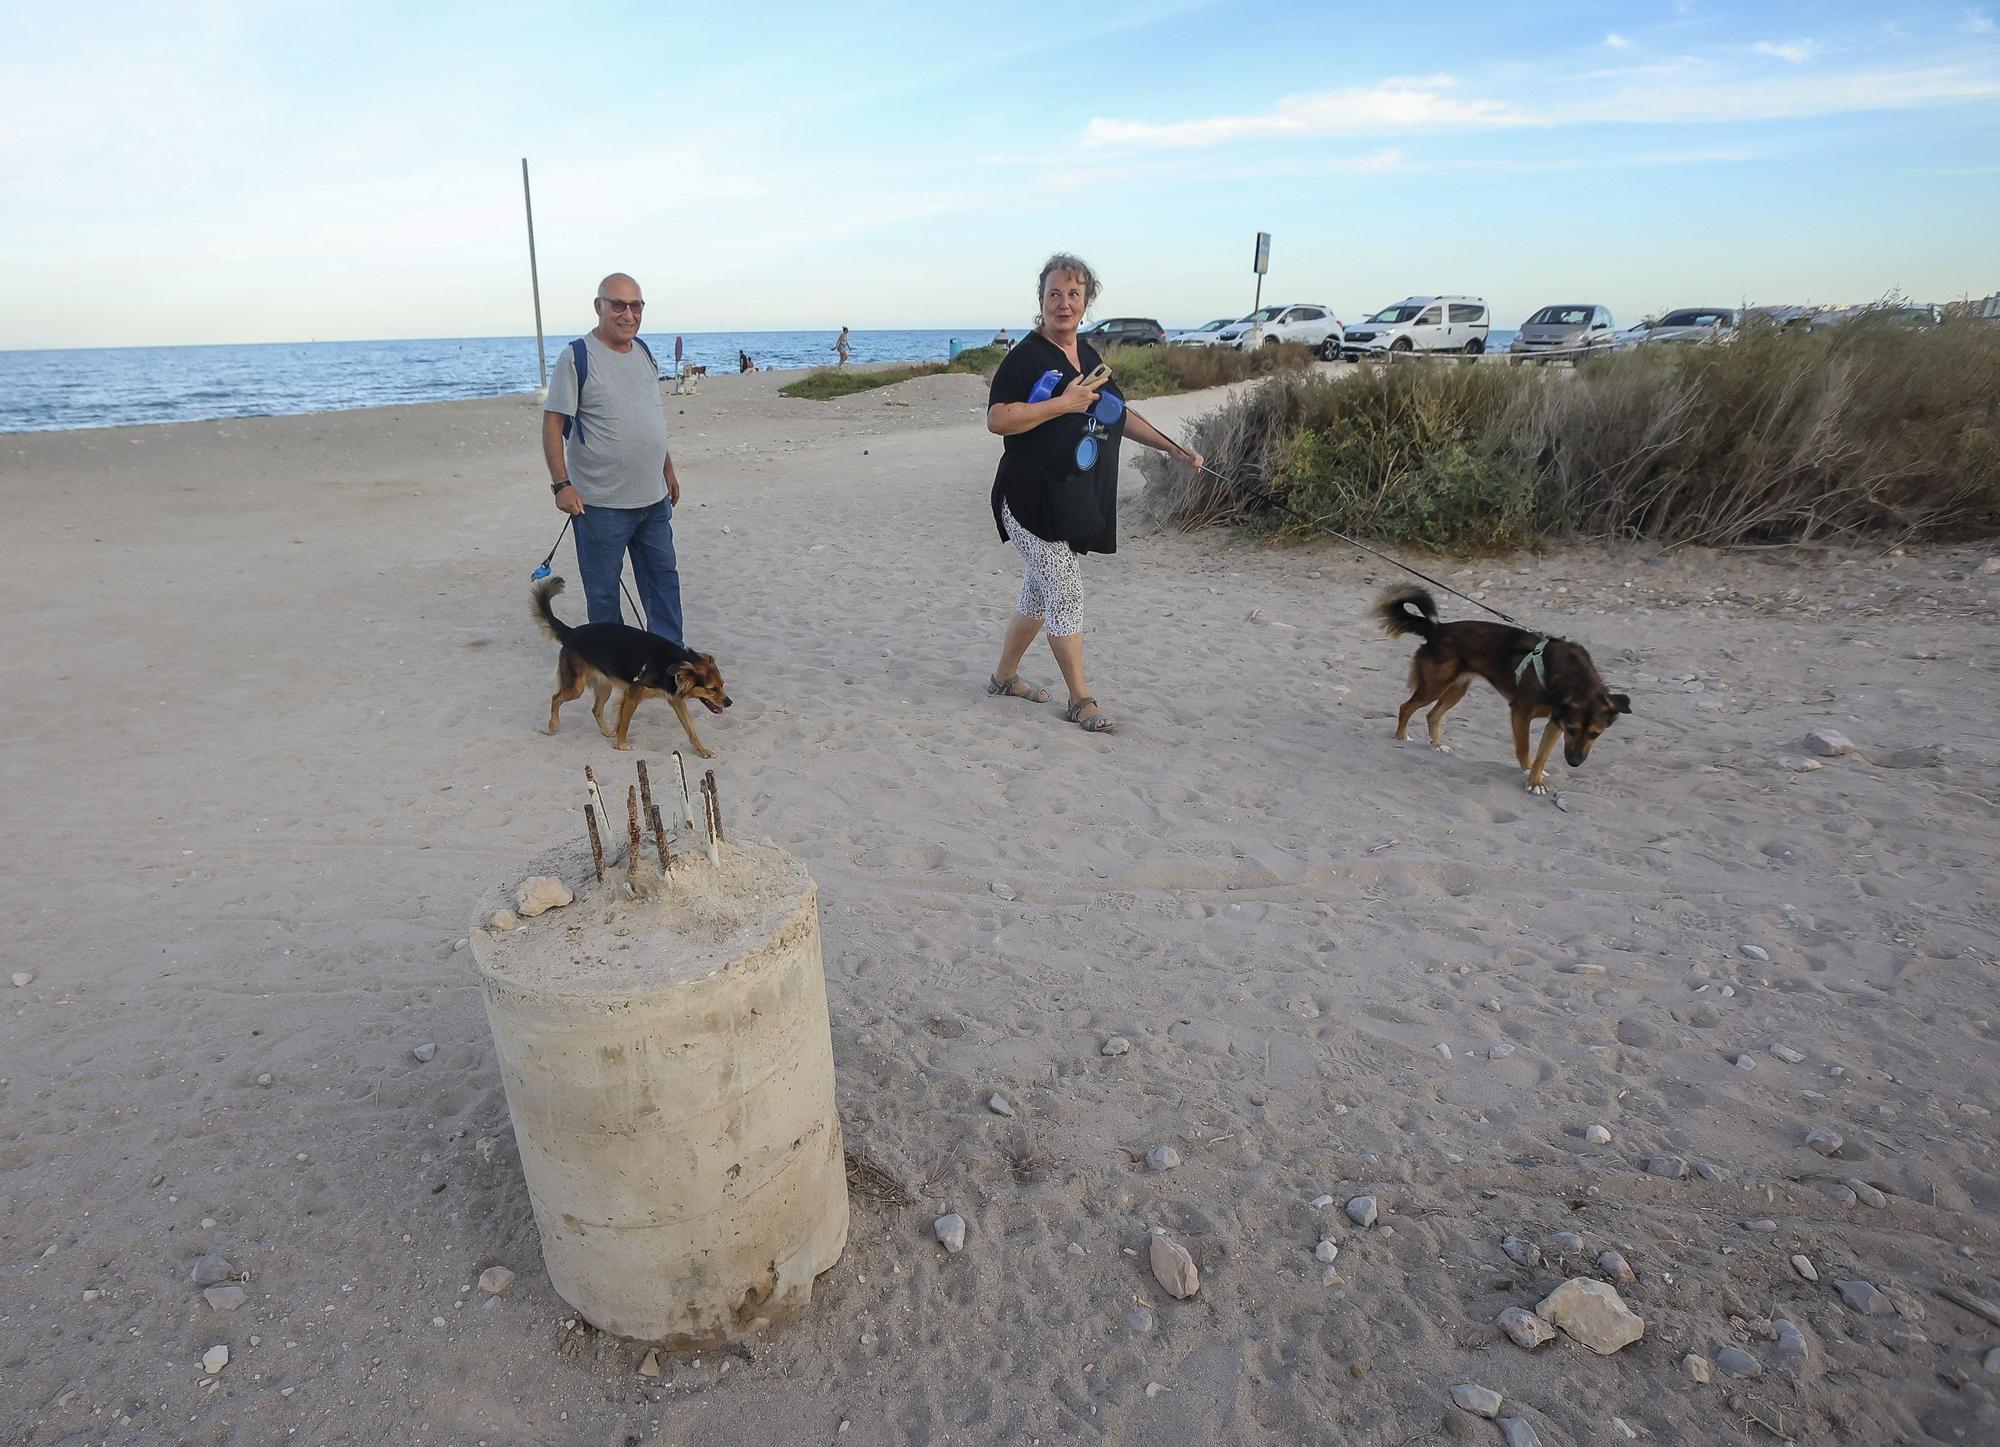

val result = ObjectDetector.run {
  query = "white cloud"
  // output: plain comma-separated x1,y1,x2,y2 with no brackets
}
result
1082,75,1536,149
1963,9,1996,34
1605,33,1631,49
1752,39,1822,64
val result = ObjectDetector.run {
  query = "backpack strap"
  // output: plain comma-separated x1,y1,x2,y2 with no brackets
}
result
561,337,590,444
634,336,656,370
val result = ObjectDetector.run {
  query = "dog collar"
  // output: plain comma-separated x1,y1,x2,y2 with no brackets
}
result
1515,635,1556,686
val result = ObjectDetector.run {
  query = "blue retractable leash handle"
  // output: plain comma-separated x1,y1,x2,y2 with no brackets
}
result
531,517,571,581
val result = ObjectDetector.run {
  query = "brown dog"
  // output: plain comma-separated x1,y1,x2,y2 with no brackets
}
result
532,578,731,755
1376,585,1629,794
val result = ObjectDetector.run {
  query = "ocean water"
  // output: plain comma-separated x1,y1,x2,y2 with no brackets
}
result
0,329,1008,434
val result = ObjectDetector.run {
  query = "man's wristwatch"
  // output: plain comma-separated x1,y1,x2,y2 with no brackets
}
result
551,480,572,495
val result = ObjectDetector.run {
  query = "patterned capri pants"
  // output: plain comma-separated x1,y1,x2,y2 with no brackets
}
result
1001,501,1085,638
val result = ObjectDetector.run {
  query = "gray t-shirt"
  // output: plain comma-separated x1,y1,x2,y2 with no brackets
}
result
544,333,670,509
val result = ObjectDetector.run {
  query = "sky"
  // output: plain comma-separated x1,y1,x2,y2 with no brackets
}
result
2,0,1997,349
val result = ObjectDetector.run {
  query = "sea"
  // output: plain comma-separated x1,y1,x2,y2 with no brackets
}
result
0,325,1521,434
0,329,1004,434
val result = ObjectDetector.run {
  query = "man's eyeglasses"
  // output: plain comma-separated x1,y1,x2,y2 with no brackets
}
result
598,298,645,313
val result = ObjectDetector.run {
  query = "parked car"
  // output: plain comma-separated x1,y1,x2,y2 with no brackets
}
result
1213,303,1344,357
1342,296,1490,358
1639,307,1738,345
1508,304,1617,363
1166,317,1243,347
1078,317,1166,348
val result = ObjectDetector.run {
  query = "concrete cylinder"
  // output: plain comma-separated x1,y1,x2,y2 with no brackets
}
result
471,837,847,1344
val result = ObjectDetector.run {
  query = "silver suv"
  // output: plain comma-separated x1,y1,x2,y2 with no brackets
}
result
1509,304,1618,364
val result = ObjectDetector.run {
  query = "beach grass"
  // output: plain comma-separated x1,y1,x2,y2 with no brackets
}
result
1142,316,2000,548
778,340,1311,402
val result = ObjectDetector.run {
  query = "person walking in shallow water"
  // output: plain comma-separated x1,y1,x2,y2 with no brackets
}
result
985,252,1201,733
834,326,851,367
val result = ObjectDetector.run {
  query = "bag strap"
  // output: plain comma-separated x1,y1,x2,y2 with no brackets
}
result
561,337,589,444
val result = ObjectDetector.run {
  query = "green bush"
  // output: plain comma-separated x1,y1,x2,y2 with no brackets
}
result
779,339,1314,402
1142,317,2000,547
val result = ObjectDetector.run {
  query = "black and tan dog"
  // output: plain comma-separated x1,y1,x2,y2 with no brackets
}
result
532,578,731,756
1376,585,1629,794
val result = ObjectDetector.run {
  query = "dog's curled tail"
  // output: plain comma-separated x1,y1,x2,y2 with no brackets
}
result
531,576,572,643
1374,584,1438,640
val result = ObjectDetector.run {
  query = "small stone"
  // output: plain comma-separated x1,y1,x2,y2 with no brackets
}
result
1488,1042,1516,1059
1145,1381,1164,1398
1780,755,1822,773
1585,1124,1611,1145
1791,1254,1818,1281
1319,1263,1341,1285
1694,1161,1724,1183
9,971,32,988
1310,1194,1334,1209
514,875,573,918
1646,1155,1688,1179
1449,1383,1503,1418
1733,1054,1756,1070
1497,1417,1543,1447
1566,961,1607,976
412,1042,437,1063
1683,1353,1712,1383
933,1214,966,1253
1550,1232,1585,1254
201,1345,229,1375
1805,1128,1843,1157
988,881,1017,900
1496,1306,1556,1350
82,1289,102,1303
986,1094,1014,1117
487,909,519,932
256,1073,272,1087
201,1218,216,1230
1741,1219,1778,1232
1502,1236,1541,1267
1984,1345,2000,1374
148,1174,166,1188
1127,1306,1154,1333
1836,1278,1895,1315
452,938,467,952
1314,1239,1338,1264
1611,1421,1637,1441
1769,1042,1805,1064
190,1254,235,1286
475,1136,500,1164
478,1266,514,1295
1715,1345,1762,1377
1598,1249,1636,1283
1772,1318,1809,1375
1345,1195,1378,1228
1739,944,1770,962
1145,1145,1181,1172
1435,1042,1452,1059
1148,1232,1199,1299
1847,1178,1887,1208
203,1285,248,1312
1805,729,1853,757
431,1316,445,1327
1535,1277,1646,1354
1100,1036,1130,1057
637,1348,661,1378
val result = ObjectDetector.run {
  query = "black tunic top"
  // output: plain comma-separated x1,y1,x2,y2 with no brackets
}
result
987,331,1126,555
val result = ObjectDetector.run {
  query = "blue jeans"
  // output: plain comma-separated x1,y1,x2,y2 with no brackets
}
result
573,499,683,644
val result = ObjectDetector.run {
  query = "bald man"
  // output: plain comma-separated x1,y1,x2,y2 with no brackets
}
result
541,273,686,643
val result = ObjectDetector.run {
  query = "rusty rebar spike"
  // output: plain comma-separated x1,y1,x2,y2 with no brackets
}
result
703,769,725,844
583,804,605,883
625,785,643,860
702,778,721,866
647,803,672,874
672,751,696,830
636,759,655,819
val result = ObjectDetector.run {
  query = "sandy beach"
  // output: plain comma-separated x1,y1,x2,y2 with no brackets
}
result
4,365,2000,1446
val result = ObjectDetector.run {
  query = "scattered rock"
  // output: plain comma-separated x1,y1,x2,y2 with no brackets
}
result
1148,1233,1199,1299
1127,1306,1154,1333
1646,1155,1688,1179
1550,1232,1585,1254
933,1215,966,1253
1314,1239,1338,1264
190,1254,235,1286
988,882,1017,900
1100,1036,1130,1057
515,875,573,917
1449,1383,1503,1418
201,1345,229,1375
1741,1219,1778,1232
1345,1195,1378,1228
1611,1420,1637,1441
412,1042,437,1063
202,1285,247,1312
475,1136,501,1164
478,1266,515,1295
1715,1345,1762,1378
1145,1145,1181,1172
1778,755,1822,773
256,1073,272,1087
1598,1249,1636,1283
637,1348,661,1378
1739,944,1770,962
986,1094,1014,1117
1434,1042,1453,1059
9,971,32,988
1310,1195,1334,1209
1502,1235,1541,1267
487,909,519,932
1488,1043,1516,1059
1837,1278,1895,1316
1805,729,1853,757
1791,1254,1818,1282
1535,1277,1646,1354
1823,1181,1858,1206
1585,1125,1611,1146
1805,1128,1843,1157
1496,1306,1556,1350
1682,1353,1711,1383
1847,1178,1887,1209
1733,1054,1756,1071
1497,1417,1543,1447
1565,961,1606,975
1769,1043,1805,1064
1772,1318,1810,1376
1694,1162,1724,1183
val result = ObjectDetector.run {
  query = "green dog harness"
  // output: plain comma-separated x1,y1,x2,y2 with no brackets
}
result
1515,635,1555,686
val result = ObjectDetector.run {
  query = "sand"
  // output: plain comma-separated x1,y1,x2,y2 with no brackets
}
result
3,363,1999,1445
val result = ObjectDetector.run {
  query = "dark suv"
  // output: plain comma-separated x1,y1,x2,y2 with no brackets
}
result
1078,317,1166,347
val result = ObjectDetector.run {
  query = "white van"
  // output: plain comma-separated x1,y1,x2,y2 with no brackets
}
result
1342,296,1490,358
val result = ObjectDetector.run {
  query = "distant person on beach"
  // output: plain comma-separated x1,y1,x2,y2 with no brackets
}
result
738,350,755,373
540,272,686,645
835,327,851,367
984,252,1202,734
993,326,1013,349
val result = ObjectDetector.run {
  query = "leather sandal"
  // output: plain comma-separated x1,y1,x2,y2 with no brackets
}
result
1063,696,1114,732
988,674,1051,703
